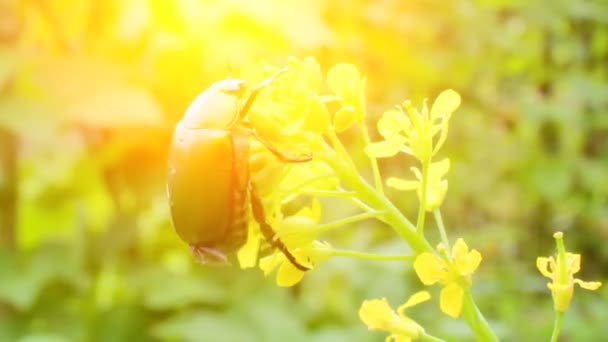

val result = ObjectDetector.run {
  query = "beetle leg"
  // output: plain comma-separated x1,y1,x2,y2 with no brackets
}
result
249,185,310,272
251,129,313,163
190,245,231,266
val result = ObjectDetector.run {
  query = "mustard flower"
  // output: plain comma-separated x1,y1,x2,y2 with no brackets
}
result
413,238,482,318
248,56,330,149
537,232,602,312
365,89,460,163
359,291,430,342
238,184,332,287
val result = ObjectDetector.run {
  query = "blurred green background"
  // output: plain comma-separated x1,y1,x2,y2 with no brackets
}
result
1,0,607,341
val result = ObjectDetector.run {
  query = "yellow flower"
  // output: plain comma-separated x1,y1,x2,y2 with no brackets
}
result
536,232,602,312
259,240,331,287
359,291,430,342
241,184,332,287
244,120,339,284
248,56,329,151
413,238,482,318
259,201,329,287
386,158,450,211
365,89,460,163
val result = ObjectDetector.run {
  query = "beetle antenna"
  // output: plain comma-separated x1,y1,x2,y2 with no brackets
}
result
252,129,312,163
237,66,289,123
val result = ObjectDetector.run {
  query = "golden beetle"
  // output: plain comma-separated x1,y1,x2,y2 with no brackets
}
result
167,70,309,271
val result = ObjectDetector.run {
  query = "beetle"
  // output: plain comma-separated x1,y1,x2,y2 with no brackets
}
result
167,70,310,271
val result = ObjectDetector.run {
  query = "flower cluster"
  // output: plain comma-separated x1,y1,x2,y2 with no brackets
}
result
236,57,369,286
366,90,460,211
224,58,603,342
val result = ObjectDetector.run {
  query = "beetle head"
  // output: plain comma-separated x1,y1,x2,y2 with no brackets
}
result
181,79,248,129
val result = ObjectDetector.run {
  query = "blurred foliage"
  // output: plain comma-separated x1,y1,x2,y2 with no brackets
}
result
1,0,607,341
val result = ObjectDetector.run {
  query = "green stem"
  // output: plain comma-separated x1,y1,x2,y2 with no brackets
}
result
360,123,384,195
347,196,376,212
327,130,360,176
416,159,430,236
316,211,384,233
550,311,564,342
322,149,433,254
433,209,451,255
330,249,414,261
461,290,499,342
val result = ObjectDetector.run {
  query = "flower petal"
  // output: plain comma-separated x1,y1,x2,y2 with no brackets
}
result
536,257,554,279
424,179,448,212
237,221,261,269
275,214,318,249
430,89,461,120
574,279,602,290
359,298,395,331
276,259,306,287
440,283,464,318
400,291,431,311
302,56,323,90
461,248,482,275
366,138,405,158
378,108,409,138
386,177,419,191
451,239,469,260
259,253,283,276
414,253,446,285
388,317,424,339
566,253,581,274
429,158,450,178
452,239,482,275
